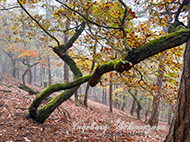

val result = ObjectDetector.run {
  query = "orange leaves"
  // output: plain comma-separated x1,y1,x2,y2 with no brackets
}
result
18,48,39,58
20,0,26,4
55,61,62,67
5,44,40,59
128,8,137,19
87,1,98,7
20,0,41,4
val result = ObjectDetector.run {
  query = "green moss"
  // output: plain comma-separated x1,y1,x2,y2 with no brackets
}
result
168,21,186,33
35,87,78,123
135,29,189,52
101,59,120,70
29,74,92,123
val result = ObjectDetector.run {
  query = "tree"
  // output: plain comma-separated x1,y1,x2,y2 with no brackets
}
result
148,55,164,126
109,73,113,113
13,0,190,131
130,89,137,115
165,2,190,141
0,67,2,84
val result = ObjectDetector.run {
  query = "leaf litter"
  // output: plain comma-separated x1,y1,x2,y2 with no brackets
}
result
0,74,169,141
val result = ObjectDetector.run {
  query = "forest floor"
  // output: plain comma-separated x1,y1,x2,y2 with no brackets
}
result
0,74,170,142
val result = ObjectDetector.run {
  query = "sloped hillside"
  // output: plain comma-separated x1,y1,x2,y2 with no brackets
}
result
0,74,169,141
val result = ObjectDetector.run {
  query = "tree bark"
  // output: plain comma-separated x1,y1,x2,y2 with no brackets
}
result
148,96,160,126
102,88,105,104
40,64,44,89
130,90,137,115
75,90,78,101
165,4,190,141
109,73,113,113
114,84,118,108
33,65,37,84
64,20,70,83
46,0,52,86
148,57,164,126
29,53,86,123
121,93,126,111
0,69,2,84
84,44,96,107
89,29,190,87
167,102,172,125
22,62,38,85
11,59,16,78
128,89,142,119
27,60,33,85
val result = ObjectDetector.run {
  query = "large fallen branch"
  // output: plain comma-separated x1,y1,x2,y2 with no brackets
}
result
18,84,39,95
1,83,25,96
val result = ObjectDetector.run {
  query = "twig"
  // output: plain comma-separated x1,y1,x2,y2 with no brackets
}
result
55,0,121,30
0,5,20,10
2,83,25,96
17,0,60,47
15,107,28,110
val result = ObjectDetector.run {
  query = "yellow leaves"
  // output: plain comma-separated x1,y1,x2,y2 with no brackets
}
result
20,0,26,4
87,1,93,7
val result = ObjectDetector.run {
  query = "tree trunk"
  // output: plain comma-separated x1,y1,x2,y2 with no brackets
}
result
167,102,172,125
22,62,38,85
114,84,118,108
102,88,105,104
130,90,137,115
46,0,52,86
109,73,113,113
17,61,20,79
28,61,33,85
148,96,160,126
165,4,190,141
136,103,142,120
128,89,142,120
63,20,70,83
121,94,126,111
34,65,37,84
75,90,78,101
48,56,52,85
84,48,95,106
0,69,2,84
12,59,16,78
148,56,164,126
29,53,84,123
84,82,90,107
40,64,44,89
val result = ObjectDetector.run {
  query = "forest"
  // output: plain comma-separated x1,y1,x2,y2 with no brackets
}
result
0,0,190,141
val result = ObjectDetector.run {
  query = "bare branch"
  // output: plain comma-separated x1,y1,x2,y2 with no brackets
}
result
175,0,189,21
17,0,60,47
0,5,20,10
55,0,121,30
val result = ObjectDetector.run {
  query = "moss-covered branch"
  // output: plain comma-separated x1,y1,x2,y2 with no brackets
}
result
29,22,86,122
128,89,141,108
128,89,142,120
53,52,82,79
90,29,190,87
54,21,86,53
32,87,78,123
29,74,92,118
